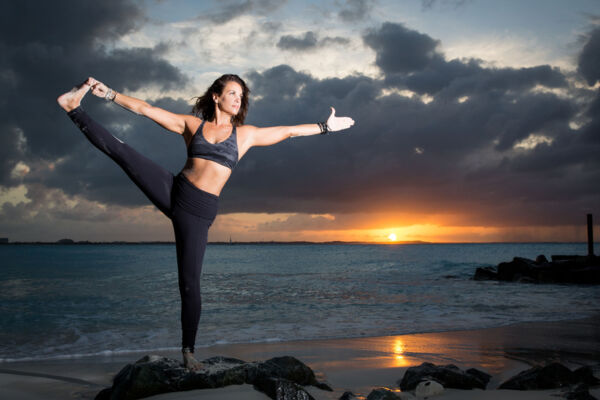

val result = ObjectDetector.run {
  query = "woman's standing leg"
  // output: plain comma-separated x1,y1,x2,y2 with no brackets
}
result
170,174,219,370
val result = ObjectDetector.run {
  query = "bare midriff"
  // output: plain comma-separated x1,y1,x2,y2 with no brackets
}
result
181,158,232,196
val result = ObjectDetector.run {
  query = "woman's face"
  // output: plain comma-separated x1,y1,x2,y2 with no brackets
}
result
214,81,243,116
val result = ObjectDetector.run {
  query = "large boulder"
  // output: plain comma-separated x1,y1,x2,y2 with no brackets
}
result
95,354,331,400
96,355,185,400
397,362,490,390
249,356,332,391
499,363,580,390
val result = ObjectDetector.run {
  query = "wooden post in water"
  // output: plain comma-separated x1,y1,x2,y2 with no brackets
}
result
588,214,594,256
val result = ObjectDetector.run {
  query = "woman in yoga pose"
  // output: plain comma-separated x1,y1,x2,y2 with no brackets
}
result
57,75,354,369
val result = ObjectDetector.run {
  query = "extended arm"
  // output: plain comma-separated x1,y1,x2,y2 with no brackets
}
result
88,78,191,135
248,107,355,147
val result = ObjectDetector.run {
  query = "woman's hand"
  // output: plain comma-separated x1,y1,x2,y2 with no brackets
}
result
88,78,113,100
326,107,355,132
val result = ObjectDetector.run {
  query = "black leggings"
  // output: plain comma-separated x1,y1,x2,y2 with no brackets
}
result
67,107,218,352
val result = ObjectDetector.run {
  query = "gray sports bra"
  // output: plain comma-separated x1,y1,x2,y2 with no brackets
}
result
187,120,238,170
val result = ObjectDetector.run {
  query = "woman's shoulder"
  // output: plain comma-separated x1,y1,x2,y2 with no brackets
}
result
183,115,203,138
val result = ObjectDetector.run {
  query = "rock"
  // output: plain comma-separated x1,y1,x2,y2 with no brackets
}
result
536,255,549,264
563,383,598,400
253,377,315,400
366,388,402,400
573,366,600,386
398,362,490,390
465,368,492,385
497,257,536,281
415,380,444,397
473,266,497,281
95,354,331,400
97,355,185,400
498,362,579,390
177,356,248,390
249,356,332,391
339,391,359,400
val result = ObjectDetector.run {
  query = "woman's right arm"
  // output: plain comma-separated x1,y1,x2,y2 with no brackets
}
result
89,78,193,136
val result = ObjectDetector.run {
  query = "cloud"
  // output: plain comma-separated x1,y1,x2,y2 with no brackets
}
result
1,3,599,241
338,0,373,22
0,0,188,200
421,0,471,11
197,0,287,24
215,23,599,228
363,22,443,74
577,27,600,86
277,31,319,50
276,31,350,51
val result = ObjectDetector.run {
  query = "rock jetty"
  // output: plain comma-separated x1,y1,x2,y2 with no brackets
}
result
473,255,600,284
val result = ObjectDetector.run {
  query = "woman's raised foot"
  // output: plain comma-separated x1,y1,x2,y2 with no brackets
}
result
57,78,94,112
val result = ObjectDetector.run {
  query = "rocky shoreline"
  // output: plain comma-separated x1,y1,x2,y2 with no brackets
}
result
473,254,600,284
95,356,599,400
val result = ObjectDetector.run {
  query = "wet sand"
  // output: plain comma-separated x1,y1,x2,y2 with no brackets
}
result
1,316,598,399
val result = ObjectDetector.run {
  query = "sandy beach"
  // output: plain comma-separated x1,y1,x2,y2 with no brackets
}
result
1,316,598,399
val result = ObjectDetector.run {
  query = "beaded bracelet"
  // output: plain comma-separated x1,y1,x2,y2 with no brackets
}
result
318,122,330,135
104,88,116,101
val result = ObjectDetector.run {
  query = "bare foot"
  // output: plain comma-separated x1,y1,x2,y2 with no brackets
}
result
57,78,93,112
183,351,204,371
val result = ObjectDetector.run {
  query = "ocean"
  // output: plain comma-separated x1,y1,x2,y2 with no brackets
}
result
0,243,598,362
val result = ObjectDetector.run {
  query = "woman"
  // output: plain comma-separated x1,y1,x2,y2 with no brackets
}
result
57,75,354,370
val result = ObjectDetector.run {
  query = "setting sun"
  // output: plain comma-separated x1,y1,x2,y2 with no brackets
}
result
388,233,397,242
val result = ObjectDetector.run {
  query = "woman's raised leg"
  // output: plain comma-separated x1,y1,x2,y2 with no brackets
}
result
58,80,174,217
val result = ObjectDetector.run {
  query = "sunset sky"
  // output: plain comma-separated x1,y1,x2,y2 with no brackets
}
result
1,0,599,243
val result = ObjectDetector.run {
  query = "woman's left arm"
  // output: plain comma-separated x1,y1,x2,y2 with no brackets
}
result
246,107,354,147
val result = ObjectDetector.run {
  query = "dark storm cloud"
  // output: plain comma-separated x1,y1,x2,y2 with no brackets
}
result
276,31,350,51
216,22,599,227
2,0,599,235
399,59,567,96
577,27,600,86
338,0,373,22
363,22,442,74
0,0,188,211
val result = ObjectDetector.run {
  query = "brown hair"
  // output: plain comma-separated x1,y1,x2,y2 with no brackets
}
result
191,74,250,125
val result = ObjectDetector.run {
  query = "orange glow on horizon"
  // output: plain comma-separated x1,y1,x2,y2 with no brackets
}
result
209,213,599,243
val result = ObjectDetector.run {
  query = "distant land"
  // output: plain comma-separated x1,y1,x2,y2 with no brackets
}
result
0,239,431,245
2,239,598,245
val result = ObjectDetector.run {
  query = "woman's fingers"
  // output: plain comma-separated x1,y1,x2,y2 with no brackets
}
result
327,111,355,131
326,106,356,131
